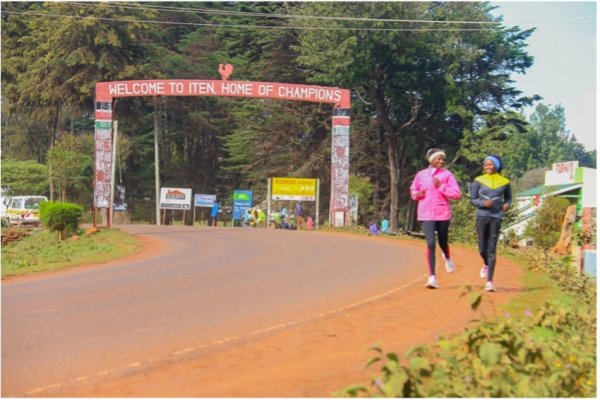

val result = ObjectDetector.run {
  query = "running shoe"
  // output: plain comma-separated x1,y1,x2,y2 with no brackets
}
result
443,253,455,273
480,265,488,279
484,281,495,292
426,275,439,289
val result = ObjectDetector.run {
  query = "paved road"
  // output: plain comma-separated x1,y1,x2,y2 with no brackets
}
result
2,225,423,396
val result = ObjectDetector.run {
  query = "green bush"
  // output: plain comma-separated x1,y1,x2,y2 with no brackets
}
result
524,196,571,255
338,256,596,398
527,254,596,307
340,304,595,398
39,201,83,240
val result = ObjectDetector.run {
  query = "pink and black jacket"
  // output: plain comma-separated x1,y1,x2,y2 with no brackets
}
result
410,167,462,221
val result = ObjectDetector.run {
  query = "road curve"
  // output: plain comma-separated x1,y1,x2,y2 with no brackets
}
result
2,225,424,396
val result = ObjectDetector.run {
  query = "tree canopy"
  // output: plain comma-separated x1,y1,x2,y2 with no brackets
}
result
1,2,594,227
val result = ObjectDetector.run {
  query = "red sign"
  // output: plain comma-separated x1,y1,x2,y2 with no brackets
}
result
96,80,351,108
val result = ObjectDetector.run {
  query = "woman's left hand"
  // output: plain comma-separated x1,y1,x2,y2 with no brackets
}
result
502,203,510,212
432,177,441,188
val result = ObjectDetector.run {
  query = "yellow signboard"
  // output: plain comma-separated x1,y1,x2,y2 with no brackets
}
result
272,177,317,201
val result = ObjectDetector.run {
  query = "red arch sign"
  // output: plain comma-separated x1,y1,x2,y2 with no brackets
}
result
94,78,351,226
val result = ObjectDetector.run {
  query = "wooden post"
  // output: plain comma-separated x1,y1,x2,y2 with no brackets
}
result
316,178,320,230
267,178,271,229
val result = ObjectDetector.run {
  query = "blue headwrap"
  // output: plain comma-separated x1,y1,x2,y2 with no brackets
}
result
485,155,502,172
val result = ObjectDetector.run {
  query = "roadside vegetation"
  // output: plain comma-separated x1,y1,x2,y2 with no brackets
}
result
336,194,596,397
337,252,596,398
1,228,141,278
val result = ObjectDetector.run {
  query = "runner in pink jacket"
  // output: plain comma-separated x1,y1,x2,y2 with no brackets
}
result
410,148,461,289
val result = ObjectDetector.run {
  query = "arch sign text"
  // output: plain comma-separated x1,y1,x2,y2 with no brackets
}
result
94,78,351,226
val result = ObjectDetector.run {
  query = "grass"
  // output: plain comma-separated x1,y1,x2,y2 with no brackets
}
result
499,249,576,316
1,228,141,278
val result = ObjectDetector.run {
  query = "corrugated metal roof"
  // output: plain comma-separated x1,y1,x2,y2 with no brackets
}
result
516,183,582,197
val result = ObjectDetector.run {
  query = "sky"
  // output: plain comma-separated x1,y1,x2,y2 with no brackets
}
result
490,1,597,151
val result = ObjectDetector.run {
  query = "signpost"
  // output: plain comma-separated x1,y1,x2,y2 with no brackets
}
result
232,190,253,226
546,161,579,185
194,194,217,207
159,188,192,225
193,194,217,225
268,177,319,229
271,178,317,201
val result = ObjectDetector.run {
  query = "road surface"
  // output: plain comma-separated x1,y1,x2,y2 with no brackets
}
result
2,225,429,396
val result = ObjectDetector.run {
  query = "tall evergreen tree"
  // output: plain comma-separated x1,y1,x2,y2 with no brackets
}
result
293,2,535,230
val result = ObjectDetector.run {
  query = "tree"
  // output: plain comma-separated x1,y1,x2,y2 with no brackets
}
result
525,104,595,168
524,196,571,257
294,2,535,231
1,2,157,162
349,175,375,225
1,160,49,196
47,134,83,202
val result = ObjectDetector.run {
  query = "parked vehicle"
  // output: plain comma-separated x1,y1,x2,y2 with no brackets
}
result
1,196,9,227
5,196,48,227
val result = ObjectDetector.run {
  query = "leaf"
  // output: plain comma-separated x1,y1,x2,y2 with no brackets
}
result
367,341,382,354
385,352,399,363
336,385,368,397
382,370,408,397
364,356,381,370
459,284,473,299
438,339,453,353
468,292,482,311
479,342,502,366
409,356,431,373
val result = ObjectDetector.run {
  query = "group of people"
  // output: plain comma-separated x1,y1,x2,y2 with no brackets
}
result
209,201,315,230
269,203,314,230
410,148,512,292
243,207,267,227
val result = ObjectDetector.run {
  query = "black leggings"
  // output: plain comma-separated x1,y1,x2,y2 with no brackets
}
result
421,220,450,276
477,217,502,282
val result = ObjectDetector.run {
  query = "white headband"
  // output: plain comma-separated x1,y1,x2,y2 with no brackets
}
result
428,151,446,163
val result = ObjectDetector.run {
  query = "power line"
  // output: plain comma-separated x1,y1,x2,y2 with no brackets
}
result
58,2,598,27
67,1,501,26
2,10,503,31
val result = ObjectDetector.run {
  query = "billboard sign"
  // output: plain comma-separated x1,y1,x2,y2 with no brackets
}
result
96,80,350,109
272,177,317,201
545,161,579,185
232,190,253,220
160,188,192,210
194,194,217,208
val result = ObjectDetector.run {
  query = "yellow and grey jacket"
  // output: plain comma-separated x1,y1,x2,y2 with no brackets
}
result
469,173,512,219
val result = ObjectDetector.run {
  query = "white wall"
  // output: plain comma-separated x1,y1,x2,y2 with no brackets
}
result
581,168,596,208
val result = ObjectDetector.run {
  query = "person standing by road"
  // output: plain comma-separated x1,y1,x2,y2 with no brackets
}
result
295,202,305,229
469,155,512,292
410,148,462,289
210,202,220,227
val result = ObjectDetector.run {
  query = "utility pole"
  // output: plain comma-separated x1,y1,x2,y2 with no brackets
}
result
154,97,161,225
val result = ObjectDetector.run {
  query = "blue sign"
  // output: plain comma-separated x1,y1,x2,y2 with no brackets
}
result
232,190,253,220
194,194,217,208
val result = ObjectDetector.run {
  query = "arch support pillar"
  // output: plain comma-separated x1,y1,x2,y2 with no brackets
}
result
330,108,351,226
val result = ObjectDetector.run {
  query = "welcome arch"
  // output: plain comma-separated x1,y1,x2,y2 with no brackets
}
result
93,78,351,226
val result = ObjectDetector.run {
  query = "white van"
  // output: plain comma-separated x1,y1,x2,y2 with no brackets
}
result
5,196,48,227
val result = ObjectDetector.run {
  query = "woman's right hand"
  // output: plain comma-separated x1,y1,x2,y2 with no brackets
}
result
416,190,426,198
483,200,493,208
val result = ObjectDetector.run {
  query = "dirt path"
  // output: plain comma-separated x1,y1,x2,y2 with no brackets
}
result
59,236,524,397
